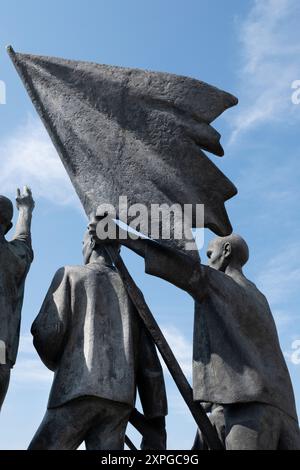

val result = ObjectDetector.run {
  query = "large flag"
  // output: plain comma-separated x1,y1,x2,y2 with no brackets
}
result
8,47,238,254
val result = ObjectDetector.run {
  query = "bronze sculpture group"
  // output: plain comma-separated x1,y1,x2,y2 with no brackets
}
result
0,47,299,450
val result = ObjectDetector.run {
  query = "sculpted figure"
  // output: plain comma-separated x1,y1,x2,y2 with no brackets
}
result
29,230,167,450
95,220,300,450
0,187,34,411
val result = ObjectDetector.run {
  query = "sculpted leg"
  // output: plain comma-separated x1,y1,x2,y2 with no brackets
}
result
85,400,132,450
192,404,226,450
224,403,281,450
28,399,94,450
278,412,300,450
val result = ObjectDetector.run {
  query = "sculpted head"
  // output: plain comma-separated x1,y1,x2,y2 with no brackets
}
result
206,233,249,273
0,195,13,235
82,229,120,265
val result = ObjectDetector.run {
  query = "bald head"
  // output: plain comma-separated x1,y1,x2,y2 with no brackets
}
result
0,195,13,234
207,233,249,272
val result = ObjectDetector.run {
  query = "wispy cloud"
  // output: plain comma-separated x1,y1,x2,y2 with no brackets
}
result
255,242,300,350
17,334,35,355
230,0,300,144
272,309,296,328
161,325,192,379
256,242,300,305
0,115,79,207
13,359,53,385
284,339,300,365
11,335,52,385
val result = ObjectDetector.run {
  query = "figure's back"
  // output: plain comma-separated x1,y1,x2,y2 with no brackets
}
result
0,238,33,366
48,262,139,409
193,266,298,421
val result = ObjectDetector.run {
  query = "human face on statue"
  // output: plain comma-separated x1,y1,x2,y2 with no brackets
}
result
82,230,95,265
206,238,230,272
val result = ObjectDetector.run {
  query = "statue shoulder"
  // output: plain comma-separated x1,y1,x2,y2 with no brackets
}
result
54,264,84,278
56,264,94,282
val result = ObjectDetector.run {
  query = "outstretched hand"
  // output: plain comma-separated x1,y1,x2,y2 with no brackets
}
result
16,186,35,212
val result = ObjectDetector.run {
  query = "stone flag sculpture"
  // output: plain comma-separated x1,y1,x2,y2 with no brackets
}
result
8,47,238,449
7,46,237,255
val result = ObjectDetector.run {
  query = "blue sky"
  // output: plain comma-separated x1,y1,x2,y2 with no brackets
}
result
0,0,300,450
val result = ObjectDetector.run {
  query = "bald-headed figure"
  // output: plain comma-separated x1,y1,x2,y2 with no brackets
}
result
0,188,34,411
206,233,249,272
96,223,300,450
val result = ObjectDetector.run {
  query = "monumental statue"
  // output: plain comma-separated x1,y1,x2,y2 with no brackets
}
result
7,46,238,258
97,223,300,450
0,187,34,411
29,230,167,450
8,47,241,449
8,46,300,450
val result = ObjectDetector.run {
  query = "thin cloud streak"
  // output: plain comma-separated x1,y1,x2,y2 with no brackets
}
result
256,242,300,306
161,325,192,379
229,0,300,144
0,115,79,207
11,335,53,385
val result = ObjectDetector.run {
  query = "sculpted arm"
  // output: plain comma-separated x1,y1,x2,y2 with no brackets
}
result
13,186,35,241
90,216,202,297
31,268,70,371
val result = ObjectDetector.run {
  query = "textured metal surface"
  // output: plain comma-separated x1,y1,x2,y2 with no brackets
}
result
8,47,238,255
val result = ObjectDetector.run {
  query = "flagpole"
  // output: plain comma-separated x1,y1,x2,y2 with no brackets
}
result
106,246,224,450
125,435,137,451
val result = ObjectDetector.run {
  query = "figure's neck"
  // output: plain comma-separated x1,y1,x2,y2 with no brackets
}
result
88,250,113,266
224,264,245,280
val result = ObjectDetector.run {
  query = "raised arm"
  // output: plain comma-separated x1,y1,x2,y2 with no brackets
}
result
13,186,35,241
90,216,202,298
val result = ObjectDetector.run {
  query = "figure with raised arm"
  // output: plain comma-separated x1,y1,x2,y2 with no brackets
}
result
93,218,300,450
0,187,34,411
